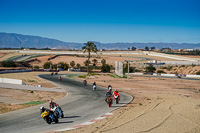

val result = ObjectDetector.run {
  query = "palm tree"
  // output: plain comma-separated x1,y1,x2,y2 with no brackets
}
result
70,61,75,68
101,59,106,65
82,42,97,75
76,63,81,69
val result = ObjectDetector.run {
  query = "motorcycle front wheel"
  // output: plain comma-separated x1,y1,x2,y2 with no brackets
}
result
45,117,52,124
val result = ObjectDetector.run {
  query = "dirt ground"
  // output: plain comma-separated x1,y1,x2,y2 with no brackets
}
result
0,88,65,113
0,72,58,88
0,72,68,114
1,51,200,132
64,74,200,133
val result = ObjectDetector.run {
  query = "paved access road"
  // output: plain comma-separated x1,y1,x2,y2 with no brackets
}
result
0,74,133,133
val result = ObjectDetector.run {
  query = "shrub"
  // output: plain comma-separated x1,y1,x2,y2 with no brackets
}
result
196,71,200,75
34,65,39,69
167,66,173,71
43,62,51,69
157,70,166,73
101,64,111,73
145,64,156,73
1,60,16,67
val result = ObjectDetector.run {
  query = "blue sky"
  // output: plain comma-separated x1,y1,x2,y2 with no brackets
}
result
0,0,200,43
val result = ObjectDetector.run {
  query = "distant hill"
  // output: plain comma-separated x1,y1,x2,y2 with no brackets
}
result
0,32,83,49
0,32,200,50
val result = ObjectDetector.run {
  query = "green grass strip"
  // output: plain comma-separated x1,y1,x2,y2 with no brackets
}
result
22,101,45,105
108,74,122,78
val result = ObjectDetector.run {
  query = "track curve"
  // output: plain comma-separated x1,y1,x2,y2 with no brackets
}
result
0,74,133,133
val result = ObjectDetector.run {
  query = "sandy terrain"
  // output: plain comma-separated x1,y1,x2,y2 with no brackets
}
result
1,51,200,132
64,74,200,133
0,88,65,114
0,72,58,87
0,72,68,113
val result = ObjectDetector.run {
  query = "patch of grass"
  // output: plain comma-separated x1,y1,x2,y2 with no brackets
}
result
108,74,122,78
66,75,74,78
27,79,36,83
78,75,87,79
22,101,45,105
90,73,100,76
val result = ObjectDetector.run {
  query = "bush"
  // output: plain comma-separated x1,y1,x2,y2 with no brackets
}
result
157,70,166,73
123,63,135,74
1,61,16,67
43,62,51,69
101,64,111,73
58,62,69,70
167,66,173,71
196,71,200,75
145,64,156,73
34,65,39,69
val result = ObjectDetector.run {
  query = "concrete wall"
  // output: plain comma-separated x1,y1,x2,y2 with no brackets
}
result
186,75,200,78
115,61,123,77
0,78,23,85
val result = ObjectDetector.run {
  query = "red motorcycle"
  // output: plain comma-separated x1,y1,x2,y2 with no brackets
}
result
113,93,120,104
59,76,62,81
106,97,113,107
83,80,87,86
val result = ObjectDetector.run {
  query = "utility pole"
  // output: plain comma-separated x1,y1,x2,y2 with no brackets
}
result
127,50,130,80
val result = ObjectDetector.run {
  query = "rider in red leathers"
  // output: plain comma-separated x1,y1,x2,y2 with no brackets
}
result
113,89,120,100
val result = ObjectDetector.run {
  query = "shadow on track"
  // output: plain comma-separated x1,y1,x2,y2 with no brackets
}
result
55,121,74,124
63,116,81,119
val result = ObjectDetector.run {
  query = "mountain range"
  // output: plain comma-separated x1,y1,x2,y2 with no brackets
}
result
0,32,200,50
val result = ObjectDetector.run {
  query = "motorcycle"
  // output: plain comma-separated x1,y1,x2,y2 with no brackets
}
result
51,106,64,118
83,80,87,86
41,109,58,124
106,97,113,107
93,85,96,91
113,94,120,104
59,77,62,81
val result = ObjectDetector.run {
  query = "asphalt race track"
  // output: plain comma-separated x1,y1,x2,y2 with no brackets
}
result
0,74,133,133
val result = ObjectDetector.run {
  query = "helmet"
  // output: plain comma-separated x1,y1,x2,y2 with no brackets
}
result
115,89,117,91
40,106,44,110
50,100,53,104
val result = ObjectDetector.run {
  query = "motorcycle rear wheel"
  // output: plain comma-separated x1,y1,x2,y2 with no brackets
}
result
54,116,59,123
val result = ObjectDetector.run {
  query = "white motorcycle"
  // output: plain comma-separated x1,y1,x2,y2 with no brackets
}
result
51,106,64,118
93,85,96,91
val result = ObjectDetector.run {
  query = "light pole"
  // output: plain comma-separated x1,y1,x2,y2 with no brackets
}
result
127,50,130,80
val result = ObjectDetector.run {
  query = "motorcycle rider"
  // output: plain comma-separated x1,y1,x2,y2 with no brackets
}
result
49,100,59,110
49,100,64,114
40,106,47,114
83,79,87,86
105,90,112,101
108,84,112,93
113,89,120,100
59,76,62,81
40,106,53,115
93,82,96,90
